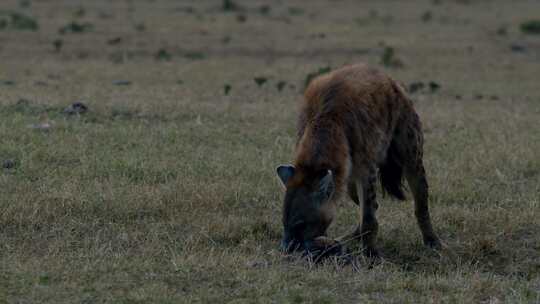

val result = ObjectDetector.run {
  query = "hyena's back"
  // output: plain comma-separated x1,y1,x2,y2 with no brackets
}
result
297,64,423,199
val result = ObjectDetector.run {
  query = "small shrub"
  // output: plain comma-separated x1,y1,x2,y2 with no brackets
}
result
236,14,247,23
0,11,38,31
520,20,540,34
253,77,267,87
428,81,441,92
52,39,63,52
73,7,85,18
107,37,122,45
276,81,286,92
421,11,432,22
155,49,172,61
224,84,232,95
222,0,240,11
381,46,403,68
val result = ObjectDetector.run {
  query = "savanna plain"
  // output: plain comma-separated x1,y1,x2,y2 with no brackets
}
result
0,0,539,303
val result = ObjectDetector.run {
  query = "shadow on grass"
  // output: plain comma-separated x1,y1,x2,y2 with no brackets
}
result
369,223,540,278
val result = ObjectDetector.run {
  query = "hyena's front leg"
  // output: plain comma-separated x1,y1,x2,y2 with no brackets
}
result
359,168,380,258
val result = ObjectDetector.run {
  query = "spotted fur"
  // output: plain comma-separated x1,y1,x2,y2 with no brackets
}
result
278,64,441,256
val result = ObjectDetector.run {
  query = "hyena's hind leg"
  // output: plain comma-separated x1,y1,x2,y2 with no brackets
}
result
405,161,441,249
398,115,442,249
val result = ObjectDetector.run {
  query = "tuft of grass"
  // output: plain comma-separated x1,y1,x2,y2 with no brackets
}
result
224,84,232,95
184,51,205,60
73,7,85,18
253,77,268,87
222,0,240,12
155,49,172,61
222,35,232,44
276,81,287,92
58,21,93,34
52,38,63,52
107,37,122,45
520,20,540,34
0,11,38,31
259,5,271,16
236,14,247,23
421,11,432,22
381,46,404,68
288,7,305,16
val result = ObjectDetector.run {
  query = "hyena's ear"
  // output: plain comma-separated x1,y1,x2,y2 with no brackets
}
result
319,170,335,198
276,165,295,187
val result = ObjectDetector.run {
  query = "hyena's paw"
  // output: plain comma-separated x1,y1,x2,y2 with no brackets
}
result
423,235,443,250
363,246,380,259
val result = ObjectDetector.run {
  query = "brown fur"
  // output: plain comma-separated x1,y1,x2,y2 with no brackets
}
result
280,63,441,257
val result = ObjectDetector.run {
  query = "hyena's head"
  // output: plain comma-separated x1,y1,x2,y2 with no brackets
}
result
276,164,337,253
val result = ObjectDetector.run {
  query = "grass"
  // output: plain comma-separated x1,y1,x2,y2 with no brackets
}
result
0,0,539,303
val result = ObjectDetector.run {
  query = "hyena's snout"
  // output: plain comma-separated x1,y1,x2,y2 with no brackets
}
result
304,237,345,258
281,234,345,259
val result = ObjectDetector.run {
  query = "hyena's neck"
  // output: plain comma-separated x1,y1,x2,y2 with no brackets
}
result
294,125,350,194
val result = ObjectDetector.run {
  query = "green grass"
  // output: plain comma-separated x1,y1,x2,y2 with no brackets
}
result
1,0,539,303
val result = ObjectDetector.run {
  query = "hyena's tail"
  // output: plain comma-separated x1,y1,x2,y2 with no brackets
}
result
379,140,406,201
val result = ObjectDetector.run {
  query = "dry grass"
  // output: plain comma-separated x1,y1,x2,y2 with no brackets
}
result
0,0,539,303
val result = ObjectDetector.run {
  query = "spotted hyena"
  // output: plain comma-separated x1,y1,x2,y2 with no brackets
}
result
276,64,441,258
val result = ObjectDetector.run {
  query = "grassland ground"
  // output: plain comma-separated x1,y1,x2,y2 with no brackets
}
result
0,0,539,303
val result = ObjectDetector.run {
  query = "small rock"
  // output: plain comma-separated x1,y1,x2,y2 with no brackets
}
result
2,159,16,169
64,101,88,115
